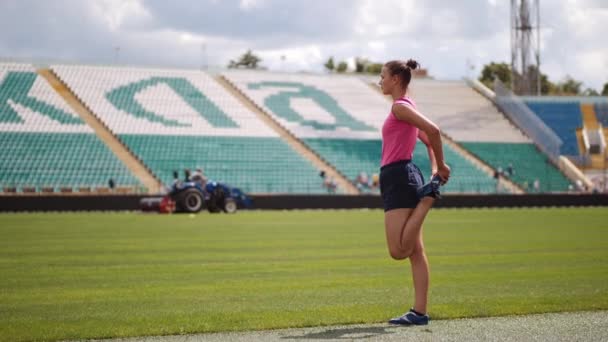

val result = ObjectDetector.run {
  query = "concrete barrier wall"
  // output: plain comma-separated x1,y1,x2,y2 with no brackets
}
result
1,194,607,212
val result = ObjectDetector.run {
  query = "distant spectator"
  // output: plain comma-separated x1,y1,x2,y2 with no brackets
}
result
493,170,500,193
575,179,584,192
319,170,336,193
506,163,514,176
533,179,540,193
360,172,369,185
576,179,585,192
108,178,115,190
324,176,337,193
190,168,207,186
356,171,370,190
184,169,191,182
371,173,379,189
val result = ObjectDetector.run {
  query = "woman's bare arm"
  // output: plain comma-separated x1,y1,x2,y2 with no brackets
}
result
392,103,451,182
418,130,438,175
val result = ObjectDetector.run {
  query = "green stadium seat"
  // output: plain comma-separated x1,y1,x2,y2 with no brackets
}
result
53,65,328,194
461,142,572,192
0,63,141,191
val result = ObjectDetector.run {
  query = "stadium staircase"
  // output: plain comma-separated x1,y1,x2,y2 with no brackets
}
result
38,68,162,193
580,103,606,169
599,102,608,170
582,103,600,129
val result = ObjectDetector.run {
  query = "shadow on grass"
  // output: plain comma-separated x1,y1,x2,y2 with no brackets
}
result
282,325,402,340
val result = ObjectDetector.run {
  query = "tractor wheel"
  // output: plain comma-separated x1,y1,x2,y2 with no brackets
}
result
179,189,204,213
223,198,237,214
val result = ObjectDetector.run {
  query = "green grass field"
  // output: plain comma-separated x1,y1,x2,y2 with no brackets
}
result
1,208,607,341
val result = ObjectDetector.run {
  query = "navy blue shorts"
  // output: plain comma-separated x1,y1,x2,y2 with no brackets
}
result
380,160,425,212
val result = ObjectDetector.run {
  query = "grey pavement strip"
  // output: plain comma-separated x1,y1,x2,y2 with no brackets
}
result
82,310,608,342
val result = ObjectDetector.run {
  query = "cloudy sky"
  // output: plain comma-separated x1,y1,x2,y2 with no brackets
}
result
1,0,606,91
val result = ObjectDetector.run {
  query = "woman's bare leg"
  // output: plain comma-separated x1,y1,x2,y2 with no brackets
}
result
384,198,434,314
384,208,413,260
399,197,435,258
384,196,435,259
410,230,429,314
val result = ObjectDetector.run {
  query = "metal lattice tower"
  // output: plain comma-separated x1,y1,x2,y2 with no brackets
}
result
511,0,541,95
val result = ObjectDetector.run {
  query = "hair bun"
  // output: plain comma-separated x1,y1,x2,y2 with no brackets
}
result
406,59,419,70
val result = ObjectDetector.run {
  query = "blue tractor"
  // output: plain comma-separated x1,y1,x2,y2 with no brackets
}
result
142,170,252,214
170,178,251,213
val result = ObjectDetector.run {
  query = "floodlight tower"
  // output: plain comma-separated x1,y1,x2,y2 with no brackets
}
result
511,0,541,95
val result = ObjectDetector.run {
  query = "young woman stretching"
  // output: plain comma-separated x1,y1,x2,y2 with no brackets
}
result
378,59,451,325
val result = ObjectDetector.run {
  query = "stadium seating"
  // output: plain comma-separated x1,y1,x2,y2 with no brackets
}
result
407,81,572,193
461,142,571,192
224,71,498,193
53,65,325,194
0,63,140,191
410,79,530,143
305,138,497,193
4,61,579,195
595,102,608,127
522,99,582,156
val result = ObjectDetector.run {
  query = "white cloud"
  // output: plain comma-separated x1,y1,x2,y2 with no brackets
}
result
92,0,152,32
0,0,605,90
239,0,266,10
258,45,323,71
354,0,421,37
430,9,462,37
540,0,608,89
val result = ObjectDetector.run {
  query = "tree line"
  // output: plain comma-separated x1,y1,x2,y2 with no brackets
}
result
226,50,383,74
323,57,383,74
479,62,608,96
227,50,607,96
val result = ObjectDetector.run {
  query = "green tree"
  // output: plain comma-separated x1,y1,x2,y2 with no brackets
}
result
336,61,348,73
228,49,262,69
324,57,335,72
366,63,383,74
478,62,512,89
526,65,556,95
556,76,582,95
582,88,599,96
355,57,369,73
602,82,608,96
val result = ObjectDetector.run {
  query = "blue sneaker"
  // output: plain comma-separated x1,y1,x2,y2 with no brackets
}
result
388,308,430,326
417,174,443,199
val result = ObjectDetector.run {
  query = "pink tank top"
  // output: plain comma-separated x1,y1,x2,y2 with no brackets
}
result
381,97,418,167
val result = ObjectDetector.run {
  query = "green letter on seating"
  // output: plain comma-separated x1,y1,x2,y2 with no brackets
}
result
106,77,238,128
248,81,374,131
0,71,83,125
